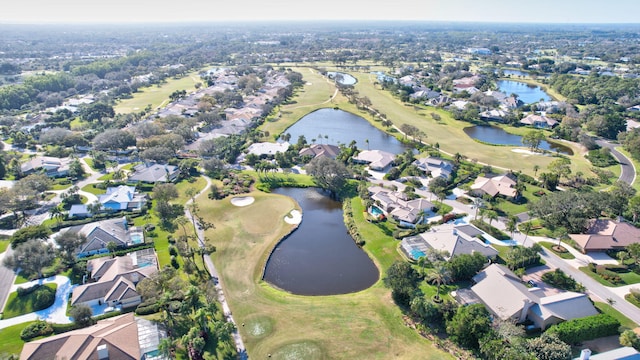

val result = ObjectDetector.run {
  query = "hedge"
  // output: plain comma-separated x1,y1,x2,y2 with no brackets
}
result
20,320,54,340
546,314,620,344
135,303,161,316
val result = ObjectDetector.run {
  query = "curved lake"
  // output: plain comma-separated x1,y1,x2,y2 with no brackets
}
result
263,187,379,296
283,108,408,154
464,125,573,155
497,80,551,104
327,71,357,85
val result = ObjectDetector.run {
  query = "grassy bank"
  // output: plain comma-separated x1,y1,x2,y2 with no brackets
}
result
114,70,203,114
197,189,451,359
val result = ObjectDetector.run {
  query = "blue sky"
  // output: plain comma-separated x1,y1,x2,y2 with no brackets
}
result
2,0,639,24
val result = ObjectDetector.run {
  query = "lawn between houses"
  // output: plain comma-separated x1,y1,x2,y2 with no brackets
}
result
197,188,452,360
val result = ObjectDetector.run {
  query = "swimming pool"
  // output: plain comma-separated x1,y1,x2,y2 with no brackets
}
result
130,234,143,244
370,206,384,216
410,248,426,260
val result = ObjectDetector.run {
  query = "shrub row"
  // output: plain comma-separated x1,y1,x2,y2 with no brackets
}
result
343,200,365,247
589,263,623,284
20,320,54,340
546,314,620,344
135,303,161,316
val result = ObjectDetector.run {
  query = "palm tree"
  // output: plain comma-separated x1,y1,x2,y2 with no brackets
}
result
106,241,118,257
426,262,451,302
617,251,629,265
486,210,498,226
417,256,429,277
506,216,518,239
49,206,63,224
520,222,533,247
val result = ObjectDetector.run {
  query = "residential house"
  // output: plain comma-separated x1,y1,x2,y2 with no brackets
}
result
575,347,640,360
480,109,508,122
127,163,179,183
413,156,453,179
400,223,498,261
71,249,158,310
246,142,290,156
627,119,640,132
369,186,434,226
69,186,147,218
299,144,340,159
20,156,71,178
353,150,396,171
61,217,145,258
467,264,598,330
569,219,640,253
520,114,558,129
427,95,452,107
470,173,518,198
20,313,167,360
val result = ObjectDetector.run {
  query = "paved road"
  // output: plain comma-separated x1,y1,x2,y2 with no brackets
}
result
0,247,16,312
538,248,640,325
597,139,636,186
184,176,248,359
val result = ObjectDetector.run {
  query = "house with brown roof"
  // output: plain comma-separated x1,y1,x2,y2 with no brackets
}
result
71,250,158,310
470,173,518,198
299,144,340,159
569,219,640,253
20,313,167,360
467,264,598,330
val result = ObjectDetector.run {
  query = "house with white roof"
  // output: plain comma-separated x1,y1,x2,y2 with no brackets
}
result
400,223,498,261
20,156,71,178
413,157,453,179
59,217,145,258
246,142,290,156
468,264,598,330
353,150,396,171
520,113,558,129
127,163,179,183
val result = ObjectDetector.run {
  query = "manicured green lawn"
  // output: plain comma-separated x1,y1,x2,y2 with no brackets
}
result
579,266,640,287
197,187,452,359
175,176,207,204
81,184,106,196
539,241,575,259
114,70,203,114
593,302,636,332
0,321,34,357
3,283,57,319
0,239,9,253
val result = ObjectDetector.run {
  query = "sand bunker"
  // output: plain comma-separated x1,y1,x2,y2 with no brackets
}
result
511,148,538,155
230,196,255,207
284,209,302,225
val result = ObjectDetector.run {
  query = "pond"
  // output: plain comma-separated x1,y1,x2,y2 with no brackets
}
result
463,125,573,155
326,71,357,85
263,187,379,296
283,108,409,154
502,69,529,77
496,80,551,104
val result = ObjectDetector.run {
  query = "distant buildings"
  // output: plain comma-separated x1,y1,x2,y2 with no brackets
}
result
299,144,340,159
569,219,640,253
20,156,71,178
520,114,558,129
127,163,179,183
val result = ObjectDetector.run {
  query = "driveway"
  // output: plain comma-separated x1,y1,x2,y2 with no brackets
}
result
0,275,74,330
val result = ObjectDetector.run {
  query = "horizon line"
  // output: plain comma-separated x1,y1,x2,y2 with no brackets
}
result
1,19,640,26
